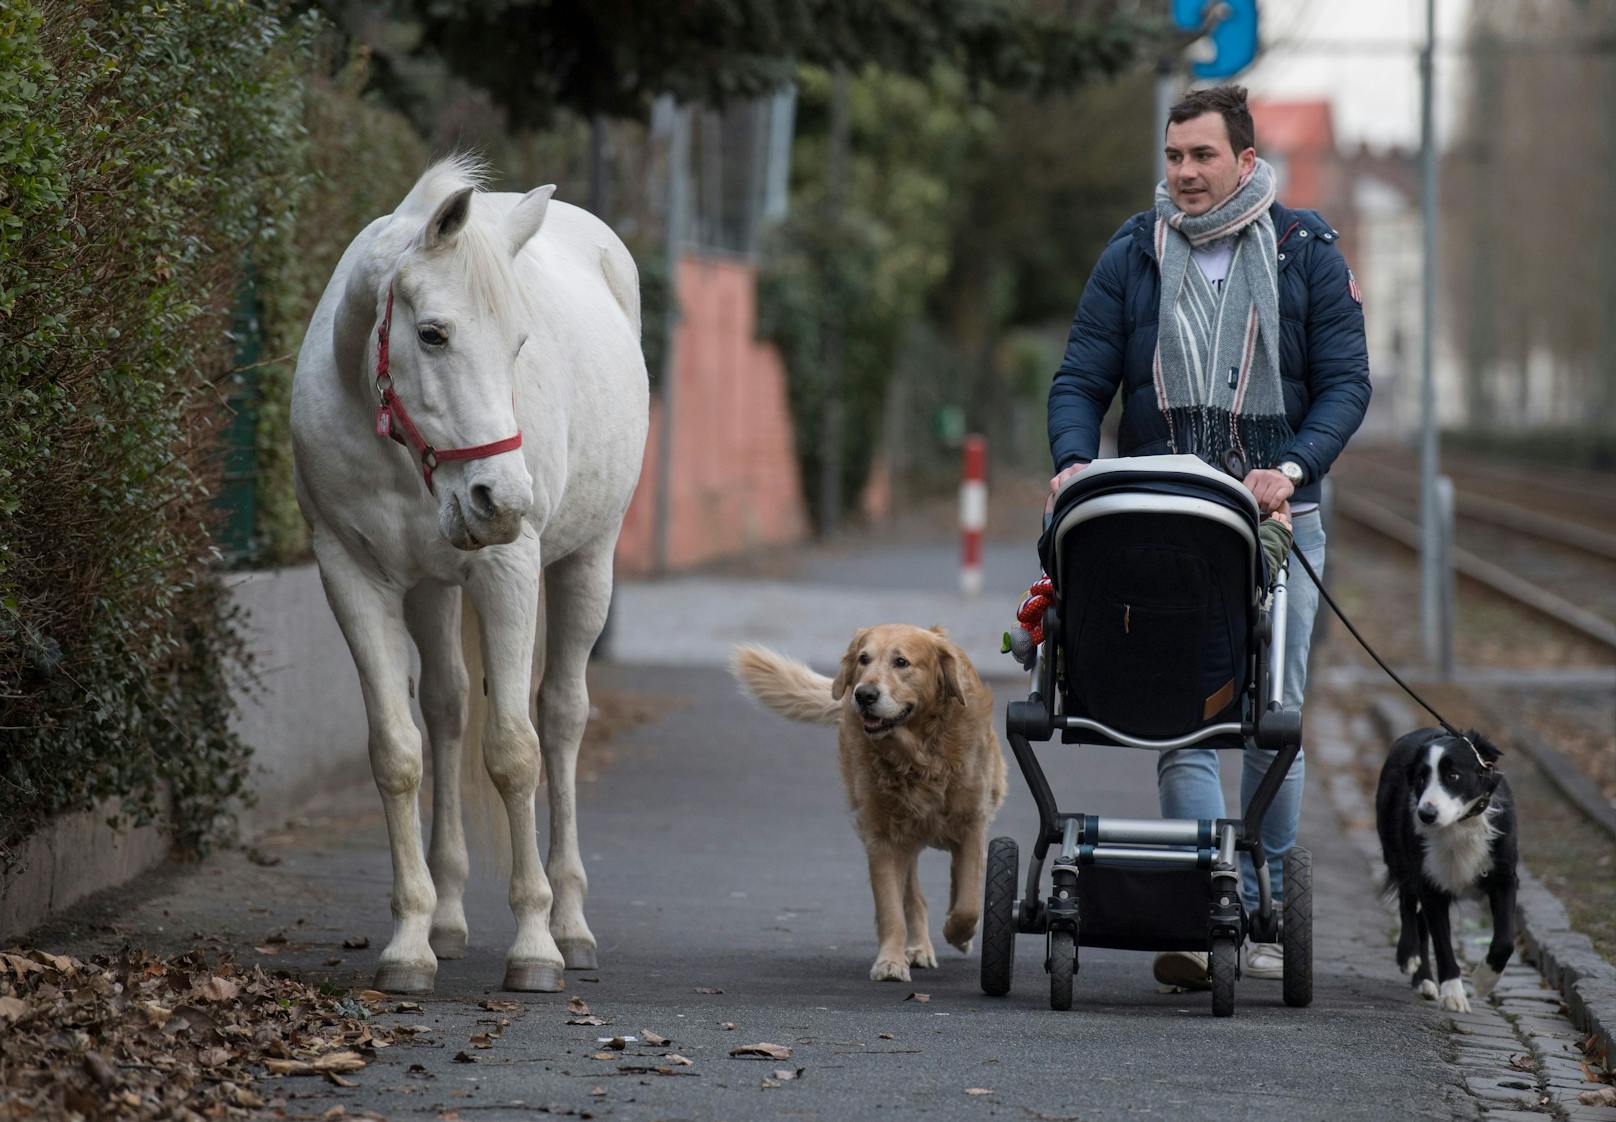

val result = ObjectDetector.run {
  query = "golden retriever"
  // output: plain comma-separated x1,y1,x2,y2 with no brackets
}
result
731,625,1007,982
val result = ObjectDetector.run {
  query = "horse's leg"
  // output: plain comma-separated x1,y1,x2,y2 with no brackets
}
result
537,542,614,970
467,558,565,991
314,536,437,993
404,581,470,959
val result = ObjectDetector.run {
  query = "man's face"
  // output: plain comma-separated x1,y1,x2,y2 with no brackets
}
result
1164,112,1256,216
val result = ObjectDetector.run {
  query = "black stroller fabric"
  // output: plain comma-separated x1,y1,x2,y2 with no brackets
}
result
1041,469,1261,743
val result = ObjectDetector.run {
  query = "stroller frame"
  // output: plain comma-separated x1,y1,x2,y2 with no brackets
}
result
983,456,1311,1017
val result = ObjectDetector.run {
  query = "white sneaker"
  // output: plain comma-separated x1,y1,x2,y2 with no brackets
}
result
1153,950,1210,990
1245,940,1283,979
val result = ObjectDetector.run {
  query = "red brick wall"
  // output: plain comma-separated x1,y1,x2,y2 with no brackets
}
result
615,254,809,574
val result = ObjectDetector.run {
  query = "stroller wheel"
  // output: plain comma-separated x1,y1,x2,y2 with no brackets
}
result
980,837,1019,996
1283,846,1314,1007
1048,930,1076,1011
1210,936,1237,1017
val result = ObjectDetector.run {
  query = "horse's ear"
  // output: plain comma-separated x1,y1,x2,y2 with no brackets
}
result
508,185,556,258
421,186,475,250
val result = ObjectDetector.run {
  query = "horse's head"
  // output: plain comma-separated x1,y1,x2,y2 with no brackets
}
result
370,170,554,550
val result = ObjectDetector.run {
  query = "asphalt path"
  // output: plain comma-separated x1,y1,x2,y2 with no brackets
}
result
34,660,1483,1122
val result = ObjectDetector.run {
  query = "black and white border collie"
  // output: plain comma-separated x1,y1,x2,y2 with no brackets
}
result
1375,727,1518,1013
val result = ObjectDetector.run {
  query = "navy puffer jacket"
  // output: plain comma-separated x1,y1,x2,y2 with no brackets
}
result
1047,201,1371,506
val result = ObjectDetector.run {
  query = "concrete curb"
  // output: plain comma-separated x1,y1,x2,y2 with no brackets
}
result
1370,694,1616,1069
0,798,171,944
6,564,375,943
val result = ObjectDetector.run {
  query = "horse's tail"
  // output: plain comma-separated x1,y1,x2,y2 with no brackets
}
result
729,644,841,726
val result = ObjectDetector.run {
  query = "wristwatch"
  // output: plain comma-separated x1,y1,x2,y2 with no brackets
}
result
1278,460,1305,488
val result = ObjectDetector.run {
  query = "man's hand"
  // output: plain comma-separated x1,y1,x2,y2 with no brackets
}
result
1242,468,1295,515
1046,462,1089,513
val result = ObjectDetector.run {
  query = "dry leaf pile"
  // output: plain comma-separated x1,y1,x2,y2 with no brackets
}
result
0,947,415,1121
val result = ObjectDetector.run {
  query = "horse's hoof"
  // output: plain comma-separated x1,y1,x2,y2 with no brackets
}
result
503,961,566,992
559,942,598,970
430,926,468,960
375,962,436,994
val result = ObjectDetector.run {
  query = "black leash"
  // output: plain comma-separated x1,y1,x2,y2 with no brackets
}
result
1287,525,1500,812
1215,450,1496,799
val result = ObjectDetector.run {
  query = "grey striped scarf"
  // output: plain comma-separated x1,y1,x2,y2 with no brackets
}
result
1151,158,1290,470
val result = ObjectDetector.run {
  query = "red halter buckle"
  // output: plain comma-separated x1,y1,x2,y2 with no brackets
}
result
373,283,523,495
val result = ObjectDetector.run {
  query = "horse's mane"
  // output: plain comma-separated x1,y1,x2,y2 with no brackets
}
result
394,155,528,332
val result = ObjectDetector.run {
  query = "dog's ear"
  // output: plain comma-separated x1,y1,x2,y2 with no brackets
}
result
935,639,966,706
832,627,872,701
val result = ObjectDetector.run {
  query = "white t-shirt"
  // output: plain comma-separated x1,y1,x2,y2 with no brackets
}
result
1192,241,1235,290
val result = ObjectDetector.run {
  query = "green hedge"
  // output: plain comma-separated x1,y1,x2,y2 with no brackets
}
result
0,0,321,869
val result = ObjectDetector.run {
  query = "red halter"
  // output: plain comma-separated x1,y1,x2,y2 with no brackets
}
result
372,284,523,495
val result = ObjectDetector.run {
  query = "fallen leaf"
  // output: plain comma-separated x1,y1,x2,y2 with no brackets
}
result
324,1071,358,1088
139,1001,173,1026
265,1051,367,1076
453,1051,477,1064
355,990,388,1004
198,1046,232,1067
720,1021,736,1031
326,957,344,967
1580,1060,1603,1082
590,1051,618,1061
905,993,930,1003
730,1042,792,1060
81,1052,116,1089
254,945,282,956
965,1087,994,1096
32,951,74,973
342,935,370,949
395,1001,422,1013
605,1035,629,1050
590,1086,606,1096
694,986,724,994
198,976,239,1002
567,996,591,1016
567,1015,607,1026
641,1029,669,1046
664,1053,693,1066
1509,1054,1538,1072
1580,1088,1616,1107
772,1067,801,1081
878,1032,894,1040
265,930,289,945
481,999,521,1012
469,1032,495,1049
322,1107,346,1120
0,996,30,1022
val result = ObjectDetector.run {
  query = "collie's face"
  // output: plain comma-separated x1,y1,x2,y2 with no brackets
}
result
1411,739,1491,829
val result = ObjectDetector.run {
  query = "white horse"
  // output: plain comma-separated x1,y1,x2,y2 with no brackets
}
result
290,157,648,993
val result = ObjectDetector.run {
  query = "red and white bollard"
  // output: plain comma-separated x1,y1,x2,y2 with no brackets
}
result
960,434,987,598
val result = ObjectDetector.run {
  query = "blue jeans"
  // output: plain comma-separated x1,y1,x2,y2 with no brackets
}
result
1156,509,1325,914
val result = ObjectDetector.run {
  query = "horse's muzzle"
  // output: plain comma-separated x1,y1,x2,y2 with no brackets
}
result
442,471,530,550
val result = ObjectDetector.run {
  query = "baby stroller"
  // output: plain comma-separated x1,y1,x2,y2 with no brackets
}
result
982,453,1311,1017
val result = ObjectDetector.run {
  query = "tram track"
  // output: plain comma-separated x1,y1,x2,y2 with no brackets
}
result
1328,483,1616,654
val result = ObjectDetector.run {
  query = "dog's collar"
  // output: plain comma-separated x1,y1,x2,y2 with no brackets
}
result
1447,732,1501,819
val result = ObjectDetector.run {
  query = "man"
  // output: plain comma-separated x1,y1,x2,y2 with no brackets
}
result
1046,85,1370,987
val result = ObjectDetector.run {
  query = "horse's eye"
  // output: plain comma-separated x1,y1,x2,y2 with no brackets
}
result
858,652,870,665
893,656,910,669
418,324,448,347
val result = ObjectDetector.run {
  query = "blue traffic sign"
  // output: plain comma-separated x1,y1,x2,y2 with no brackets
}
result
1172,0,1259,79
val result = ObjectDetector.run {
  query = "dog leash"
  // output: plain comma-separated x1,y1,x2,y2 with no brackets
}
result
1288,546,1499,814
1218,452,1498,802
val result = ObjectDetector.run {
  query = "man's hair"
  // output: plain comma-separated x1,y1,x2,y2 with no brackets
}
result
1167,85,1255,156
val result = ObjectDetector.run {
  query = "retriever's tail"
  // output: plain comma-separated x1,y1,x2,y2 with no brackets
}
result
730,644,840,726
